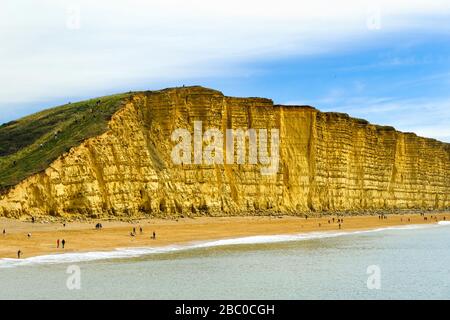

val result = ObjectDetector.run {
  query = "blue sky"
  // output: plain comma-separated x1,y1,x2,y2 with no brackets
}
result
1,0,450,141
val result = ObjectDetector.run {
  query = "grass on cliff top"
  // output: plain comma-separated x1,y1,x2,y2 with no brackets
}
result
0,93,133,191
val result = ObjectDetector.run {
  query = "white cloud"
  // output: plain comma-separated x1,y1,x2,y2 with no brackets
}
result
1,0,450,118
312,95,450,142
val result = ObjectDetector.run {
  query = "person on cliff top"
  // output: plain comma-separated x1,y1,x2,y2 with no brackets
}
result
61,239,66,249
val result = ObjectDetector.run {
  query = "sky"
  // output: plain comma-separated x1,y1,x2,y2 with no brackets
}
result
1,0,450,141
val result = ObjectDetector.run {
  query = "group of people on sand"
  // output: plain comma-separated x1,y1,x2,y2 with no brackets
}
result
304,216,345,230
129,226,156,240
327,217,344,229
56,239,66,249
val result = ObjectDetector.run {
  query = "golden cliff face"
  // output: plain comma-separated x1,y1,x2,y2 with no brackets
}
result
0,87,449,218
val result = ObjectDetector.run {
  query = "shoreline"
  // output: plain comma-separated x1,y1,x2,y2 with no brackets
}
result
3,223,448,268
1,213,449,261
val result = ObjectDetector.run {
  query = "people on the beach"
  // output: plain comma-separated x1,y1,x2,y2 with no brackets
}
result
152,231,156,240
338,223,341,230
27,233,31,239
2,229,5,235
61,239,66,249
140,227,143,234
57,239,60,248
17,250,22,259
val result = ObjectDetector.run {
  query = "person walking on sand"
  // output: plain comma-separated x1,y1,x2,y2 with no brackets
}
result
338,224,341,230
2,229,5,236
57,239,60,248
17,250,22,259
61,239,66,249
152,231,156,240
140,227,143,234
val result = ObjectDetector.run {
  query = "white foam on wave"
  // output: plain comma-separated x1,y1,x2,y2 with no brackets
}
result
438,221,450,225
0,222,444,269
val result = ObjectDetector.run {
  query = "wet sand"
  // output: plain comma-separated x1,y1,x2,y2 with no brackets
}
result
0,213,448,259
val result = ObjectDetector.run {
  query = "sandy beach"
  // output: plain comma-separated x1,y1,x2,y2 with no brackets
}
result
0,213,448,259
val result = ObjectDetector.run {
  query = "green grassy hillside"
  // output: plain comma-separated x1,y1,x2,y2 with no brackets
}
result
0,93,133,192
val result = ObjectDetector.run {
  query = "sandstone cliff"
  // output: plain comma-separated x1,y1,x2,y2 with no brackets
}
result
0,86,449,218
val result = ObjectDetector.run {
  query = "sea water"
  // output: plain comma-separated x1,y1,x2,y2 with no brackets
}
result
1,222,449,300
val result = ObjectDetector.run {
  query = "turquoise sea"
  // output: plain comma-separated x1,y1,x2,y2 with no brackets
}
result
1,222,449,300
